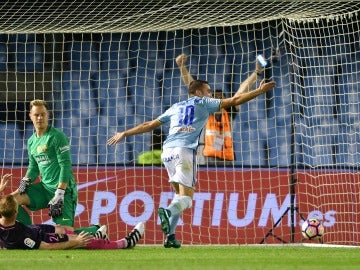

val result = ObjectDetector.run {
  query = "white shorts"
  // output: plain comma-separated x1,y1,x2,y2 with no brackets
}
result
161,147,197,189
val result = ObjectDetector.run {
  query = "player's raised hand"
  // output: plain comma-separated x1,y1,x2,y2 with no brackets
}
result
107,132,125,145
176,54,187,66
0,174,12,193
259,79,276,93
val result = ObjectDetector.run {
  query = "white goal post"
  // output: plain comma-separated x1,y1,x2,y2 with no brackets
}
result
0,1,359,246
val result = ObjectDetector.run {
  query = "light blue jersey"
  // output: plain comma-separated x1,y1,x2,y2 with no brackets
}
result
158,96,221,150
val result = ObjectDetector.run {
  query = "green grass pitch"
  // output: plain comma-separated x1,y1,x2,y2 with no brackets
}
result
1,245,359,270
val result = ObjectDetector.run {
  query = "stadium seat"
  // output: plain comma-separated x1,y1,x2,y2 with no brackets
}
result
7,33,32,43
296,122,336,167
99,33,130,72
162,29,193,65
231,55,255,94
23,123,34,141
127,75,146,118
337,71,359,125
15,43,44,72
94,70,132,121
97,142,132,165
225,25,256,57
232,120,267,167
135,51,165,79
6,34,43,72
70,133,97,165
131,132,152,162
61,71,98,119
0,122,26,164
64,41,98,73
198,54,231,91
295,35,320,59
268,69,292,127
267,53,291,96
335,124,360,167
226,26,257,92
194,27,229,81
326,30,353,60
256,21,280,55
128,34,159,66
269,101,292,127
267,122,292,167
94,115,123,142
52,110,82,139
97,125,132,164
238,94,267,127
195,27,226,56
53,114,95,167
128,32,163,75
301,76,336,126
302,103,335,127
128,67,163,121
0,43,8,71
118,115,152,162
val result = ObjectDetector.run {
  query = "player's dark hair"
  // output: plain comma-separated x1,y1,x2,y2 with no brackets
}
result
188,80,209,95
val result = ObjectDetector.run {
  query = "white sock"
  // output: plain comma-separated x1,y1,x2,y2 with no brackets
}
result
167,195,192,216
169,212,180,235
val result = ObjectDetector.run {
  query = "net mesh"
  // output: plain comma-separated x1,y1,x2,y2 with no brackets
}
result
0,1,359,33
0,1,359,245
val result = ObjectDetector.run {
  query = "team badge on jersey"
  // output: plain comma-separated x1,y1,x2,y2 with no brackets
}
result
24,237,36,248
37,144,48,154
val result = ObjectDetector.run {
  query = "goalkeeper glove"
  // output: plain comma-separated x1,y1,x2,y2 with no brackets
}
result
18,177,31,194
48,188,65,218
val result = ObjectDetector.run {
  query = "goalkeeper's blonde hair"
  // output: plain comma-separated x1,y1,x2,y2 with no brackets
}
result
30,99,49,110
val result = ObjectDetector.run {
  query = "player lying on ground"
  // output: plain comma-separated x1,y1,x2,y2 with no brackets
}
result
1,173,107,236
0,175,144,250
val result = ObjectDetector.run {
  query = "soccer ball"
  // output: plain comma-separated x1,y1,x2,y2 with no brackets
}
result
301,218,324,240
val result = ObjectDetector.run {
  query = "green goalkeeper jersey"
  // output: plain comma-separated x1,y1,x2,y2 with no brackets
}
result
26,125,77,194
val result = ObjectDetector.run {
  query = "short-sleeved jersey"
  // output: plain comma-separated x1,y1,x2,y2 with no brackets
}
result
158,96,221,150
0,222,62,249
26,126,77,193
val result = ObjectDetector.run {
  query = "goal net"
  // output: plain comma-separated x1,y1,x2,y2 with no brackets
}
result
0,1,359,246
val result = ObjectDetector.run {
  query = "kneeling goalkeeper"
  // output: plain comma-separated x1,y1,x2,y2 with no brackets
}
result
9,100,97,235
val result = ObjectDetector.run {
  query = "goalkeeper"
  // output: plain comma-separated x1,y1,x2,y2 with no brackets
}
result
0,193,144,250
9,99,97,235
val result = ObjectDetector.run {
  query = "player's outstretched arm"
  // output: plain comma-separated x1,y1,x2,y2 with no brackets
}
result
39,231,92,250
230,61,264,113
176,54,194,88
235,61,264,95
222,79,276,109
107,119,162,146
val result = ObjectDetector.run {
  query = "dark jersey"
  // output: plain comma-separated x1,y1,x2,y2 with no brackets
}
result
0,221,67,249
